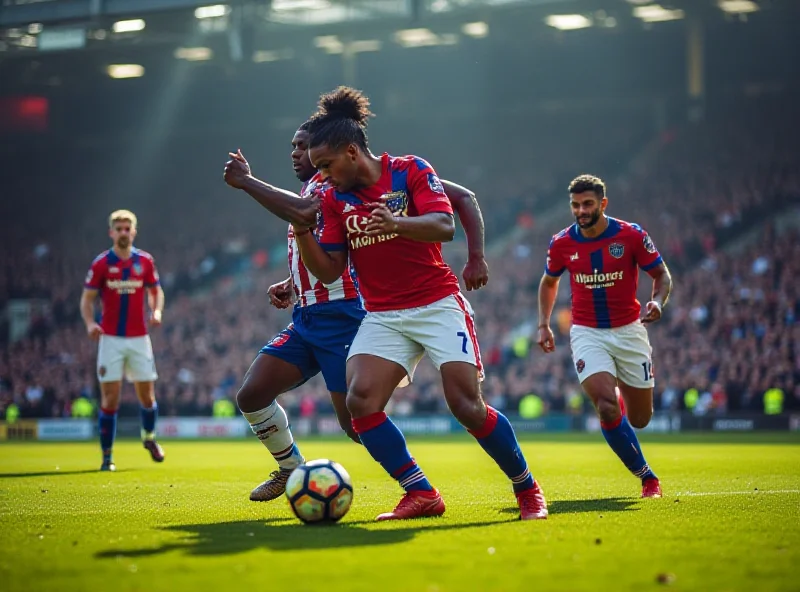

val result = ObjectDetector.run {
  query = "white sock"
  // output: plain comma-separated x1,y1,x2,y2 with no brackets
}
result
242,402,305,470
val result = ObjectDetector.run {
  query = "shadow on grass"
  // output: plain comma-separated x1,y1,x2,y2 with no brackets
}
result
0,469,133,479
499,497,640,516
95,516,508,557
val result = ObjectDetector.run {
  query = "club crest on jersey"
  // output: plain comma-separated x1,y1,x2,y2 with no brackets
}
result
609,243,625,259
576,359,585,374
132,262,143,275
381,191,408,216
427,173,444,194
643,233,657,254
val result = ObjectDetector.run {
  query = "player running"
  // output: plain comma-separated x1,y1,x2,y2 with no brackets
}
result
223,120,489,503
224,86,547,521
80,210,165,472
537,174,672,498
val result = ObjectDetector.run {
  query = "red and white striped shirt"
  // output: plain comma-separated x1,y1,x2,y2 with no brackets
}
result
288,174,359,307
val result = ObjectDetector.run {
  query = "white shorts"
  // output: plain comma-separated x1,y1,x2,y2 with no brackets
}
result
569,321,654,389
97,335,158,383
347,293,484,387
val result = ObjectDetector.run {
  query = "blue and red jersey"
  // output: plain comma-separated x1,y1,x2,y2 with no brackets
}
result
545,217,663,328
84,248,160,337
316,153,459,312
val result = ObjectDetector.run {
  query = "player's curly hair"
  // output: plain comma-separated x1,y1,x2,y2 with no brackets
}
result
307,86,374,151
568,174,606,198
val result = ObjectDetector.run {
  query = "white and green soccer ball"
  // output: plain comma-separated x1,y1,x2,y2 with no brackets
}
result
285,459,354,524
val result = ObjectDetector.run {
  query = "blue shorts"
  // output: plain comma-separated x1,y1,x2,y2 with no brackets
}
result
259,298,366,393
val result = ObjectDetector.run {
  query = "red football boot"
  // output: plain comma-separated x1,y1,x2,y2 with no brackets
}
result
516,480,548,520
144,439,165,463
376,489,446,521
642,477,662,498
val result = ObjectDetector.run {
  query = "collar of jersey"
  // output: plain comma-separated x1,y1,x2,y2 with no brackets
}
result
107,247,139,264
569,217,621,242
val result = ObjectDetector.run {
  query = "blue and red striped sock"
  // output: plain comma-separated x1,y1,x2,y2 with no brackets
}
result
601,415,656,481
469,406,534,493
98,407,117,462
352,412,433,493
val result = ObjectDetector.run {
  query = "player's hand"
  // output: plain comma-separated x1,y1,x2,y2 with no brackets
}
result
86,322,103,341
462,256,489,291
149,309,163,327
224,149,252,189
536,325,556,353
364,203,398,237
268,280,294,309
641,301,662,324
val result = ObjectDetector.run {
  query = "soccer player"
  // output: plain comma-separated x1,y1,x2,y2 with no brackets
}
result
536,174,673,498
223,121,489,502
225,86,547,521
80,210,166,472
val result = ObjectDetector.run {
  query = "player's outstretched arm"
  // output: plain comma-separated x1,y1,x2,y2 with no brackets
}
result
223,149,318,227
295,232,348,285
642,262,673,324
536,274,560,353
441,179,488,291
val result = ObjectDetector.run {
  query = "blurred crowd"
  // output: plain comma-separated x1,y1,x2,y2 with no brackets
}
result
2,102,799,421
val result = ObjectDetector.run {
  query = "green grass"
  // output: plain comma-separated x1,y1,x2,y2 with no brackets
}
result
2,434,799,592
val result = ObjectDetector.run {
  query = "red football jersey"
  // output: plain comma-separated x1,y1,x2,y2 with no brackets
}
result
84,248,160,337
316,153,459,312
288,173,359,307
545,217,663,328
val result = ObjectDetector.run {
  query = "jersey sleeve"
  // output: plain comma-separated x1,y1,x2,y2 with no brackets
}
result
631,225,663,271
316,191,347,252
408,158,453,216
84,258,105,290
144,257,160,287
544,236,566,277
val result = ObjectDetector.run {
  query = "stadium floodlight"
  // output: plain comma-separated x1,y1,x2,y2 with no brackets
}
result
174,47,213,61
395,28,440,47
349,40,382,53
633,5,685,22
273,0,330,10
462,22,489,38
252,48,295,62
112,19,145,33
194,5,230,19
718,0,759,13
545,14,592,30
28,23,43,34
107,64,144,79
314,35,344,53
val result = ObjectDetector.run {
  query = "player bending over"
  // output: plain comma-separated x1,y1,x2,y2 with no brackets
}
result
80,210,165,472
537,175,672,498
223,119,489,502
226,86,546,521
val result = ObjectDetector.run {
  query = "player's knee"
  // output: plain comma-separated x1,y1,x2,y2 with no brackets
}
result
595,395,621,424
345,382,379,417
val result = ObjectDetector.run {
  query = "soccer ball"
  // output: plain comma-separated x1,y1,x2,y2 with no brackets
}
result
285,459,353,523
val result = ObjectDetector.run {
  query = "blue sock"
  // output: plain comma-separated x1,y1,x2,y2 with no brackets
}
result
601,415,657,481
141,402,158,440
469,406,534,493
99,408,117,462
352,412,433,493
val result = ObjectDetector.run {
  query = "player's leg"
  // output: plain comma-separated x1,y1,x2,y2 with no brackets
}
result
612,322,661,497
126,336,164,462
238,327,317,501
426,294,547,520
346,315,443,521
329,392,359,443
571,325,658,494
96,335,124,471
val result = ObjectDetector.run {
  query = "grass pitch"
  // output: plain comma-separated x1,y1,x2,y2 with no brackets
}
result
1,433,799,592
